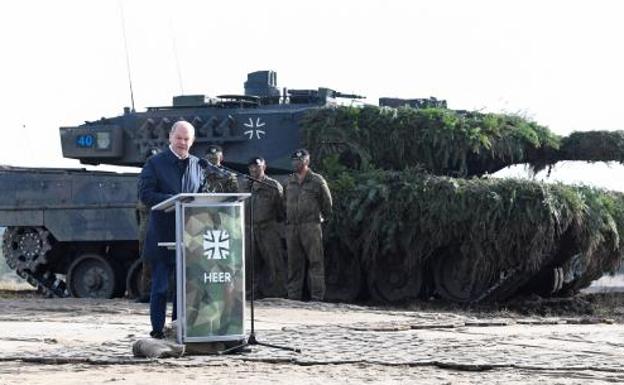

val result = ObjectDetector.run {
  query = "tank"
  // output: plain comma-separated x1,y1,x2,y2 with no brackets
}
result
59,70,363,173
1,70,622,303
0,166,137,298
301,106,624,303
0,70,364,299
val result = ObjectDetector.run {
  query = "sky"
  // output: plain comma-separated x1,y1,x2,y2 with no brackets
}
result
0,0,623,188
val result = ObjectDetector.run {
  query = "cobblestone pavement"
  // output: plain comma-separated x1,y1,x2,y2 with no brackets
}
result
1,297,623,384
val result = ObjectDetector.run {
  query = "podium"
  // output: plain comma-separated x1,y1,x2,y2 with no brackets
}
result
152,193,250,344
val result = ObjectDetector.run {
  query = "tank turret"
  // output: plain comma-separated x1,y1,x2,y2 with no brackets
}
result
59,71,357,173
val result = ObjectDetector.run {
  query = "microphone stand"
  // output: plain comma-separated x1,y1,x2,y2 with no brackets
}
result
211,163,300,354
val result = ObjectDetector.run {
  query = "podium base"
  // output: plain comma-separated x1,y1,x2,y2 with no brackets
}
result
218,333,301,355
186,339,250,355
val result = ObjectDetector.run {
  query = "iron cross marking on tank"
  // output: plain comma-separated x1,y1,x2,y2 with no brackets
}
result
203,229,230,260
243,117,266,140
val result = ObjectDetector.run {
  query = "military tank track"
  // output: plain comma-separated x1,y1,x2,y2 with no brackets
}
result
2,226,131,299
2,226,68,297
15,268,68,298
2,227,51,272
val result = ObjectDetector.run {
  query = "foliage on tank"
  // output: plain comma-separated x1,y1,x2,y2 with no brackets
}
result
302,106,624,303
302,106,624,177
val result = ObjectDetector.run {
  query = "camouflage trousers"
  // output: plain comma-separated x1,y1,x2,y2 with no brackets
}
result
286,222,325,301
246,221,287,298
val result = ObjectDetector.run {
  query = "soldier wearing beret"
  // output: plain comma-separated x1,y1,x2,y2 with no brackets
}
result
243,156,287,298
283,149,332,301
202,145,239,193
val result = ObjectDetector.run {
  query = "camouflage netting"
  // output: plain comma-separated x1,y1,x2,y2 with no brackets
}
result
300,106,624,303
556,130,624,164
302,106,624,177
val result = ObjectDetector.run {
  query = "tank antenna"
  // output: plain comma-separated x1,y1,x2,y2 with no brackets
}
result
118,0,136,112
169,16,184,95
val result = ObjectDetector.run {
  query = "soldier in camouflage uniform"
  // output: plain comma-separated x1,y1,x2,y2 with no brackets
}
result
284,149,332,301
243,156,287,298
202,145,239,193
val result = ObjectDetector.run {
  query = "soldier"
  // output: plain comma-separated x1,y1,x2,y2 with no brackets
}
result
243,156,287,298
202,145,239,193
284,149,332,301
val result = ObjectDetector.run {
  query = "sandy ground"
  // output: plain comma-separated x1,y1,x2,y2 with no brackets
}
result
1,288,624,385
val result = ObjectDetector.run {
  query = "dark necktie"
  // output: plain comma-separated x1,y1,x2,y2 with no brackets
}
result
177,158,189,174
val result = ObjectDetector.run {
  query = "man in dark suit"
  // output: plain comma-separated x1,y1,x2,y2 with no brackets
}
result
138,121,204,339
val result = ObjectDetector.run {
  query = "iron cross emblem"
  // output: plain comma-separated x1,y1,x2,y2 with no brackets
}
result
203,229,230,260
243,117,266,140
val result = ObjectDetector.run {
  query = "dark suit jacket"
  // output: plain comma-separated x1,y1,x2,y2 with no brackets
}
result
138,148,204,264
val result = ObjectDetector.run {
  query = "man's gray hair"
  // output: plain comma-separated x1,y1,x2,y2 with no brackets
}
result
170,120,196,137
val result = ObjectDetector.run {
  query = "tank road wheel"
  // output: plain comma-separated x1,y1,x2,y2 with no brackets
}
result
126,259,150,299
67,254,119,298
367,254,423,304
2,226,52,272
432,252,496,303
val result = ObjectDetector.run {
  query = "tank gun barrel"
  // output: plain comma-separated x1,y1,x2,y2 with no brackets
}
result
334,91,365,99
